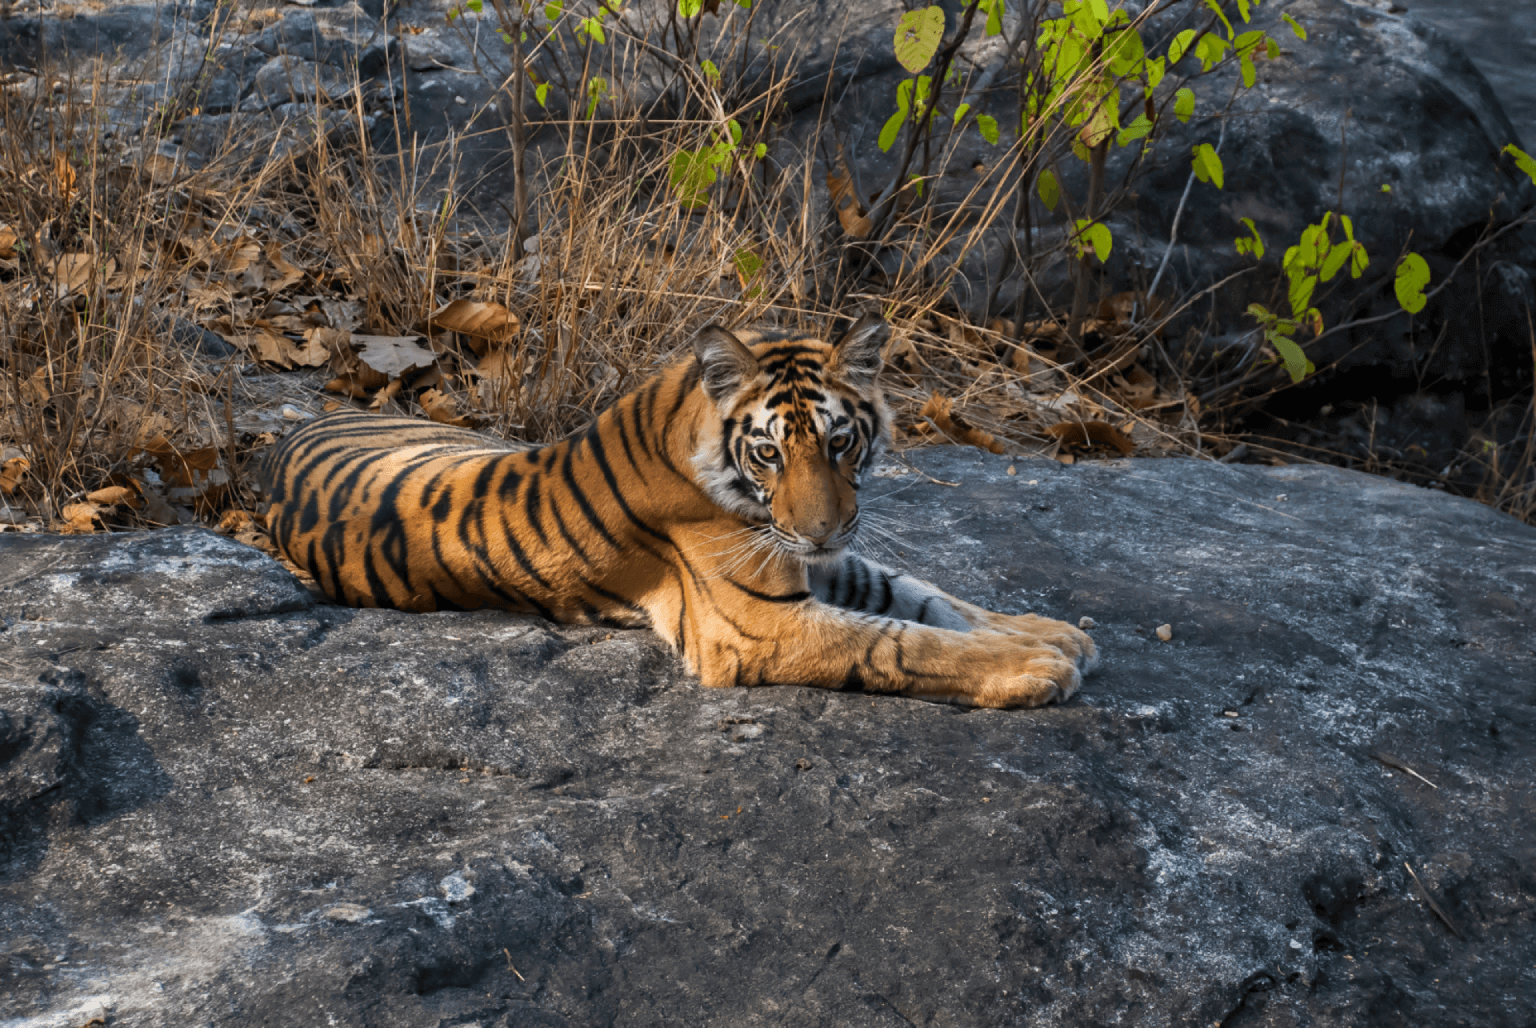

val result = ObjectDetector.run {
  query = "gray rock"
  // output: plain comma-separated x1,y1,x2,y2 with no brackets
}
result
2,450,1532,1026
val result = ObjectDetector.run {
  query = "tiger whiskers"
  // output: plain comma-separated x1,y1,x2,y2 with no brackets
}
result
704,524,782,580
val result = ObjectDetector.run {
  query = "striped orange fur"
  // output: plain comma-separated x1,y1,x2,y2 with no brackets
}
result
260,317,1096,707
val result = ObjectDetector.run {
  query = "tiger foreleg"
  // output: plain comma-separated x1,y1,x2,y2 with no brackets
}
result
677,597,1091,709
810,555,1098,675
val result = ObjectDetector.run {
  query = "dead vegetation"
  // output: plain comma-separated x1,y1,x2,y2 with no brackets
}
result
0,34,1531,540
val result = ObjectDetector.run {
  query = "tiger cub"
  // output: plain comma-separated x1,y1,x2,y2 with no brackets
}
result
260,317,1096,707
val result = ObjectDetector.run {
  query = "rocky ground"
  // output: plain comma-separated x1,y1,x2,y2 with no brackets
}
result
3,449,1533,1027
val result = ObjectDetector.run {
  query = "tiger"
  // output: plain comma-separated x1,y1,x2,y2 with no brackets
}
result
259,316,1097,707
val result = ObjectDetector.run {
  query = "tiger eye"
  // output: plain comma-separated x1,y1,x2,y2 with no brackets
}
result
753,443,780,465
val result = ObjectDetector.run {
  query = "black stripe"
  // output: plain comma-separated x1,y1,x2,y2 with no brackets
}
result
874,572,894,616
547,491,596,566
578,574,650,621
726,580,811,604
523,471,548,546
584,422,672,546
560,443,622,551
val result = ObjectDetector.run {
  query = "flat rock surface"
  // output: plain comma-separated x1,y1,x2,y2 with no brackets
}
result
2,451,1533,1027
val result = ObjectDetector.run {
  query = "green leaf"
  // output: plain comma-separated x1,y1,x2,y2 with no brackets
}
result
535,82,550,107
1266,36,1280,60
679,0,703,17
1202,0,1233,38
1234,0,1251,21
1037,169,1059,211
545,0,562,19
1116,114,1153,146
1395,252,1431,314
981,0,1004,37
1235,217,1265,260
878,110,905,152
669,149,717,208
1281,12,1307,40
752,142,767,159
1287,272,1317,317
585,76,608,119
1168,29,1197,66
1174,87,1195,123
727,119,743,146
1270,334,1314,384
908,173,925,198
467,0,482,11
578,15,605,43
1145,56,1166,90
1380,183,1393,193
732,248,764,280
700,59,721,85
1503,144,1536,185
1195,34,1229,71
894,6,946,74
976,115,999,145
1348,241,1369,278
1074,219,1112,263
1240,53,1256,88
953,102,971,125
1191,143,1224,188
1320,240,1350,282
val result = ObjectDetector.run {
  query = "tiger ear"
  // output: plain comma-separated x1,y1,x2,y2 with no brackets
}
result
693,325,759,403
830,315,890,389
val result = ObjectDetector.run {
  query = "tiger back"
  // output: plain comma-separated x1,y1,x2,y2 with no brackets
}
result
260,317,1097,708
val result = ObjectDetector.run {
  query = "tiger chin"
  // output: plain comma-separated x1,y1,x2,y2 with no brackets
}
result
260,316,1097,709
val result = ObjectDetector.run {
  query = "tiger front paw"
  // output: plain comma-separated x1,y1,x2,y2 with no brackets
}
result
968,646,1084,709
992,613,1098,675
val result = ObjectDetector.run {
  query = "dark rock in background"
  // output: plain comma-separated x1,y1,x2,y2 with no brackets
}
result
3,449,1533,1026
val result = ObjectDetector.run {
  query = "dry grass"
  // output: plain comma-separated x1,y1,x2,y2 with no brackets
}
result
1,32,1531,535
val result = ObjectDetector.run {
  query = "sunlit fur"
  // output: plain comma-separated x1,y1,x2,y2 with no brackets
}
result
260,317,1097,708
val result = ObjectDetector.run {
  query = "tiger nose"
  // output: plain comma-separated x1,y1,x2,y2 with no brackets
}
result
802,521,835,545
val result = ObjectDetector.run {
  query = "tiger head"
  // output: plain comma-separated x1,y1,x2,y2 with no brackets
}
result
690,316,892,562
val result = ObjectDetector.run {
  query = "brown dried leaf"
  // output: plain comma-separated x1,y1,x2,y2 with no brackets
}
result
19,367,51,406
0,456,29,495
419,388,484,428
218,509,274,553
429,299,520,356
140,152,181,185
827,172,872,239
53,153,77,199
47,252,107,297
85,484,141,508
0,223,17,259
324,373,377,399
368,377,406,410
354,335,438,378
919,393,1007,455
57,502,105,534
1045,420,1135,456
264,243,306,292
1110,363,1163,410
238,326,304,368
134,437,231,511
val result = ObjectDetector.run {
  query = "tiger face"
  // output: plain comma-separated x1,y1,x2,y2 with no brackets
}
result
691,317,891,563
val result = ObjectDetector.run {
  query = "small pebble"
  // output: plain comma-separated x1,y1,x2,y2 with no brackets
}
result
1155,623,1173,641
1006,464,1017,476
1078,616,1097,630
440,873,475,904
322,903,371,922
